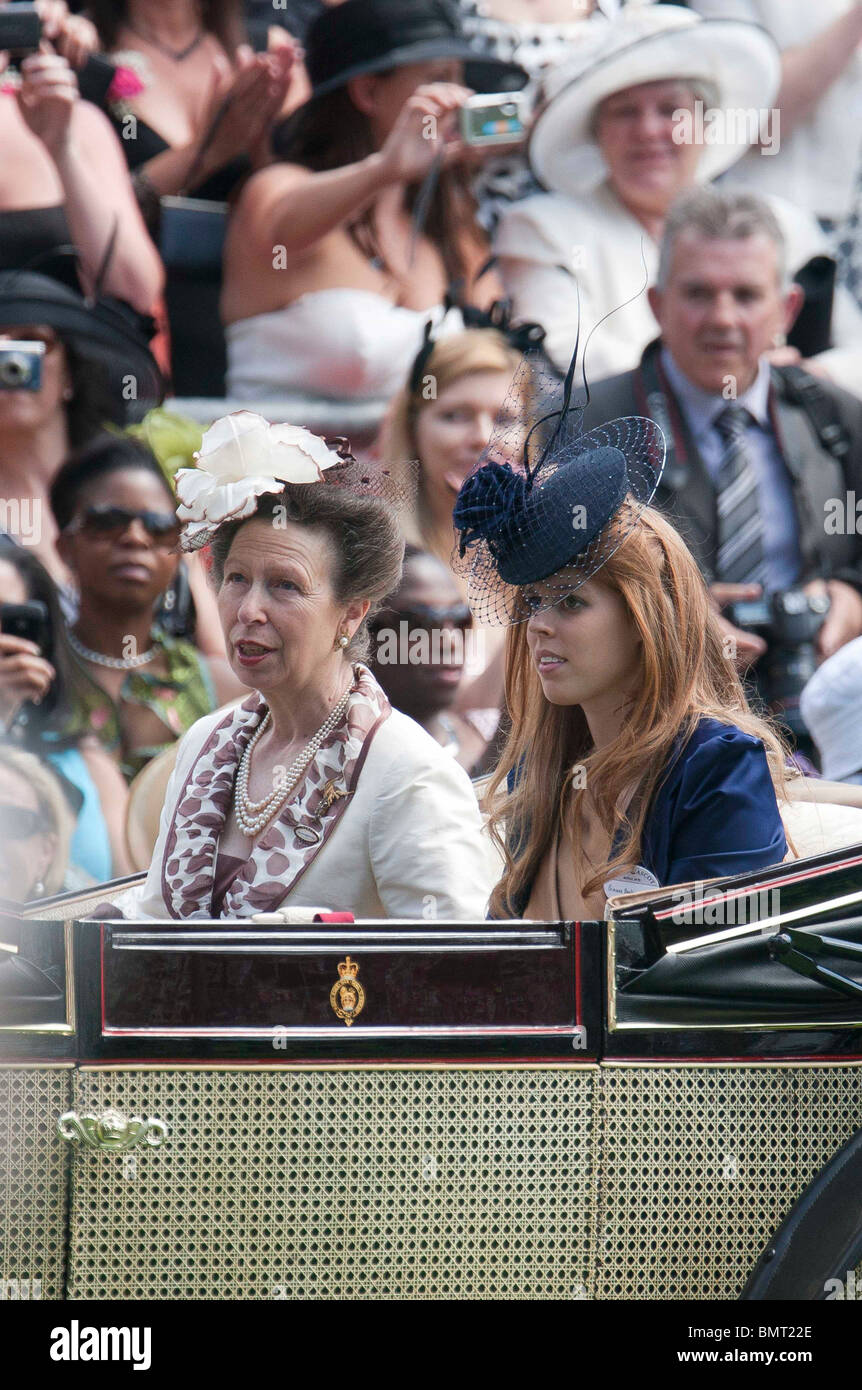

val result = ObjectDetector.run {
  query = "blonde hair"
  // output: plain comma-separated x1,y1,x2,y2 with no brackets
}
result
0,745,74,895
487,506,792,917
378,329,524,567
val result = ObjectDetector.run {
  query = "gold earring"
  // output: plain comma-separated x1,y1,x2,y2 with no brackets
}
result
336,633,349,650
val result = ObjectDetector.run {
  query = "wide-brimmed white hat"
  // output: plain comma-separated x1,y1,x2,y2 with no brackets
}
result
800,636,862,782
529,4,780,198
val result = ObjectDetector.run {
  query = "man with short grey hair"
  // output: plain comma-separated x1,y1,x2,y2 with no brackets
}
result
655,187,792,297
584,185,862,700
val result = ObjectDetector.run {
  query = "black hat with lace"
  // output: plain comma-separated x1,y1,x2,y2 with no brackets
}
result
452,348,666,626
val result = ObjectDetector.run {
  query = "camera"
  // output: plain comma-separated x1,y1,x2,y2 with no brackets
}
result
0,601,49,652
458,92,528,146
0,341,45,392
0,5,42,58
727,587,831,737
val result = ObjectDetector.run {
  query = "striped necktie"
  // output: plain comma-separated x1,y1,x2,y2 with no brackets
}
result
714,403,766,586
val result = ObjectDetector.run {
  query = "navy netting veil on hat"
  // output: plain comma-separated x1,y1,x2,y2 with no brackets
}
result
451,347,666,626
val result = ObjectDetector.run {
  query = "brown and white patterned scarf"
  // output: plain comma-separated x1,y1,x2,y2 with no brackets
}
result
161,664,391,919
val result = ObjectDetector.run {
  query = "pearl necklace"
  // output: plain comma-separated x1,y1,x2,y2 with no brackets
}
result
234,685,353,837
68,629,158,670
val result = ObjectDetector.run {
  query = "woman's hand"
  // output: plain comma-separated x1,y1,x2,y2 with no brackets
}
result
811,578,862,660
0,635,55,729
708,582,768,671
35,1,100,70
194,51,289,177
16,49,78,157
248,41,303,165
378,82,472,184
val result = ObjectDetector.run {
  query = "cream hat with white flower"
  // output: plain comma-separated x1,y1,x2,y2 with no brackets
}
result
175,412,345,551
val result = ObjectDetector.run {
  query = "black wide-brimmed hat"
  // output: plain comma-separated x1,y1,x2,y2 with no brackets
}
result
452,352,666,626
305,0,527,97
0,271,164,413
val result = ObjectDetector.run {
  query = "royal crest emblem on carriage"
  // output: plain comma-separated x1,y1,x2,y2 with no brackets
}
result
330,956,365,1027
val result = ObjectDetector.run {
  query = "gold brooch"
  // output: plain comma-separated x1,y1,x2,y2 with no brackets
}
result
320,779,348,813
330,956,365,1027
295,781,349,845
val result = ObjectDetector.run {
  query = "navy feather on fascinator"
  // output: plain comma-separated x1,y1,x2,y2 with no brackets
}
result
451,321,666,626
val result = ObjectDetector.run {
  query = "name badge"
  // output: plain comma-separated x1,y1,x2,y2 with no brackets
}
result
603,866,661,898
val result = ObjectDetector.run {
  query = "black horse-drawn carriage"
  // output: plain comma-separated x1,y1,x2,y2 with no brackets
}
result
3,841,862,1300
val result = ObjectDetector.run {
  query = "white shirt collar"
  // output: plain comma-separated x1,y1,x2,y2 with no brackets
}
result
659,346,772,437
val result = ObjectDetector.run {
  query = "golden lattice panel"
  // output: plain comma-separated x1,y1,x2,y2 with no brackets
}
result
0,1067,72,1300
67,1067,598,1301
595,1065,862,1301
61,1063,862,1300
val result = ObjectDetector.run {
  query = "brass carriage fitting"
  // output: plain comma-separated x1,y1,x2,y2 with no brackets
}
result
57,1109,169,1153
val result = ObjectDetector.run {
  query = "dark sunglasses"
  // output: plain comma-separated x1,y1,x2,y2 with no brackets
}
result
0,804,45,840
65,505,181,546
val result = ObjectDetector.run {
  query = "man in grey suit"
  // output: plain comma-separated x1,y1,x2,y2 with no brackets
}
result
583,187,862,677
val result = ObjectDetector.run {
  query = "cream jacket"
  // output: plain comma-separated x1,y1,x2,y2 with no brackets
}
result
118,706,499,922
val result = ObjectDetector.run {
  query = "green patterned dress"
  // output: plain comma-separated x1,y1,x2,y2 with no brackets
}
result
66,626,217,781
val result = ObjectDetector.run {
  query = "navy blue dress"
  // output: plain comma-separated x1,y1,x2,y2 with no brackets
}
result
628,717,787,887
509,716,787,914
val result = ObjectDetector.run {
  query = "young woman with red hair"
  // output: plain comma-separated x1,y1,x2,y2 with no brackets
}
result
452,386,791,920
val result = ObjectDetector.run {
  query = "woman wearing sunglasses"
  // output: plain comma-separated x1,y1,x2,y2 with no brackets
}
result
50,433,240,780
368,546,498,778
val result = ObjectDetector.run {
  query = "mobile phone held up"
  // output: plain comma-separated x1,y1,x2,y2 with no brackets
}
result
0,602,49,652
0,342,45,392
0,5,42,57
458,92,528,147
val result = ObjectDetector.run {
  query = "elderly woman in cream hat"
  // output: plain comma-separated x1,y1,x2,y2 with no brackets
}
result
493,4,862,391
111,411,497,923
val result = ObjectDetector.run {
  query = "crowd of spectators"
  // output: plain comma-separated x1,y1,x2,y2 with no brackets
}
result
3,0,862,904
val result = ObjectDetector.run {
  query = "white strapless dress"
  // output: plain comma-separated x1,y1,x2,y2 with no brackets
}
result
225,289,460,404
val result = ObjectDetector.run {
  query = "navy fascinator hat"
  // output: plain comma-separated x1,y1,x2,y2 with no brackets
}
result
452,351,666,626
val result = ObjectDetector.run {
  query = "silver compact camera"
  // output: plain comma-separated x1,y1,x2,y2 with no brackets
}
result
458,92,528,147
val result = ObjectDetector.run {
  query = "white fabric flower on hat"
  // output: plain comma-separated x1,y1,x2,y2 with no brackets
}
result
175,411,342,549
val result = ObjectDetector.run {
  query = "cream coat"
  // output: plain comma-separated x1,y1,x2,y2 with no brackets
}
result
117,706,499,922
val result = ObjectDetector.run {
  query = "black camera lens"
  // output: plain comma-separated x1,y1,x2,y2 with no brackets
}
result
730,586,831,741
775,590,830,619
0,353,32,388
